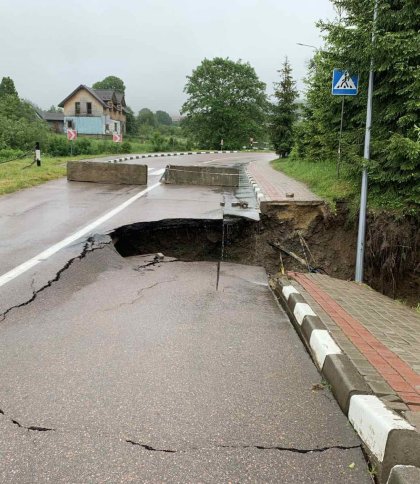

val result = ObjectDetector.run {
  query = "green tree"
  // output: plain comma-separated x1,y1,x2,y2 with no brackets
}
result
300,0,419,208
92,75,126,93
155,110,173,126
125,106,138,135
138,108,156,127
270,58,299,156
0,95,49,150
181,57,268,149
0,77,18,98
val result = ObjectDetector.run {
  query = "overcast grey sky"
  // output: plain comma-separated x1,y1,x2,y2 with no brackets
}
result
1,0,336,114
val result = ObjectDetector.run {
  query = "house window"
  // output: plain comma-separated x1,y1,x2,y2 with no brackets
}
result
105,124,110,132
75,102,80,114
67,120,74,129
114,122,118,132
86,102,92,115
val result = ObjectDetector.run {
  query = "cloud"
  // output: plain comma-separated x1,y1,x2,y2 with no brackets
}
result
0,0,335,114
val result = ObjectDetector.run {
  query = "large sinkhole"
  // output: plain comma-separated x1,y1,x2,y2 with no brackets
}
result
112,217,259,262
111,205,419,305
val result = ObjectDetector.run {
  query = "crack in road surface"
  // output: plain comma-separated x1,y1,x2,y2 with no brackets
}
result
126,440,176,453
133,258,179,272
125,442,362,455
1,409,361,454
1,408,55,432
101,278,178,312
217,444,362,454
0,238,111,322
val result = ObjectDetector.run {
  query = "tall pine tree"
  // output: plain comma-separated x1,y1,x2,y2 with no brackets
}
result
270,58,298,157
0,77,18,98
300,0,419,208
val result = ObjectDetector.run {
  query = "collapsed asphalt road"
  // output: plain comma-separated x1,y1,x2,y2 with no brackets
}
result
0,152,371,482
0,241,370,482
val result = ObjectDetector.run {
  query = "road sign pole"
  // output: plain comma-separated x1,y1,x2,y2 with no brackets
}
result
355,0,378,283
337,98,344,178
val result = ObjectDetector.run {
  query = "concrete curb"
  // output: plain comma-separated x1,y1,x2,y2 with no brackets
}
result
104,150,239,164
244,166,266,205
386,465,420,484
273,276,420,483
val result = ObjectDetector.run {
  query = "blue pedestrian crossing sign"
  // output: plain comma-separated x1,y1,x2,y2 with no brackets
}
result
332,69,359,96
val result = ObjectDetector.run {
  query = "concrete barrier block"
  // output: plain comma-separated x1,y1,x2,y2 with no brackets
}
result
67,161,147,185
163,165,240,187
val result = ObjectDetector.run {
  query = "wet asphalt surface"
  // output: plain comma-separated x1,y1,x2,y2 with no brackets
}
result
0,152,266,313
0,152,371,482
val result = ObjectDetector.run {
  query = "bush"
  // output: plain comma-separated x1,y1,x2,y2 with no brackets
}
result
121,141,132,153
72,138,94,155
46,136,69,156
0,148,26,161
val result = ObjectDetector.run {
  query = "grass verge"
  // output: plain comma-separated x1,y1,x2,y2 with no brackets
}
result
271,158,413,216
271,158,356,207
0,154,112,196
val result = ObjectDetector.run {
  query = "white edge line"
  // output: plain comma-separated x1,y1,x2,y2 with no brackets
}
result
0,182,161,287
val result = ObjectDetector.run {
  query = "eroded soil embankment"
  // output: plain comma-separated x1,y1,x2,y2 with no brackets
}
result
112,204,419,306
259,202,419,306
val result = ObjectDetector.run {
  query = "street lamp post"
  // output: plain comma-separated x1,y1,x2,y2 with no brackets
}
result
355,0,378,283
296,43,318,50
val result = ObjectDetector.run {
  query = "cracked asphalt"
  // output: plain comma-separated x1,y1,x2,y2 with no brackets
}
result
0,152,371,482
0,245,371,482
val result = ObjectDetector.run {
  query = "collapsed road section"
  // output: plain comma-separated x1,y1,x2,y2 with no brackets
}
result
0,153,375,481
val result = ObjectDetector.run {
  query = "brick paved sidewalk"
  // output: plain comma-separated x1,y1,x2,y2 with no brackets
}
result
288,272,420,417
247,157,322,202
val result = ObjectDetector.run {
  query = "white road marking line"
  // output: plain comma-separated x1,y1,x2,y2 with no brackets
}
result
348,395,414,461
149,168,165,176
0,182,161,288
148,168,157,174
309,329,342,368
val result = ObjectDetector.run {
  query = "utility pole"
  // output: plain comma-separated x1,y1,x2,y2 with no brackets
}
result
355,0,378,283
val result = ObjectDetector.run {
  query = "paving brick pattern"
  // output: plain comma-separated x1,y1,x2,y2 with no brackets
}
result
247,158,322,202
289,272,420,412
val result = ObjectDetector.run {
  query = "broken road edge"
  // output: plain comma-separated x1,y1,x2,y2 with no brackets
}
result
270,275,420,484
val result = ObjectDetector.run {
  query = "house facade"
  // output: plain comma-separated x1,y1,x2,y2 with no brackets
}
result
58,85,126,136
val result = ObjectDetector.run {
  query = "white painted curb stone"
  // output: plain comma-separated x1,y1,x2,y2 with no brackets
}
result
282,285,299,300
310,329,342,368
349,395,415,461
293,302,316,325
